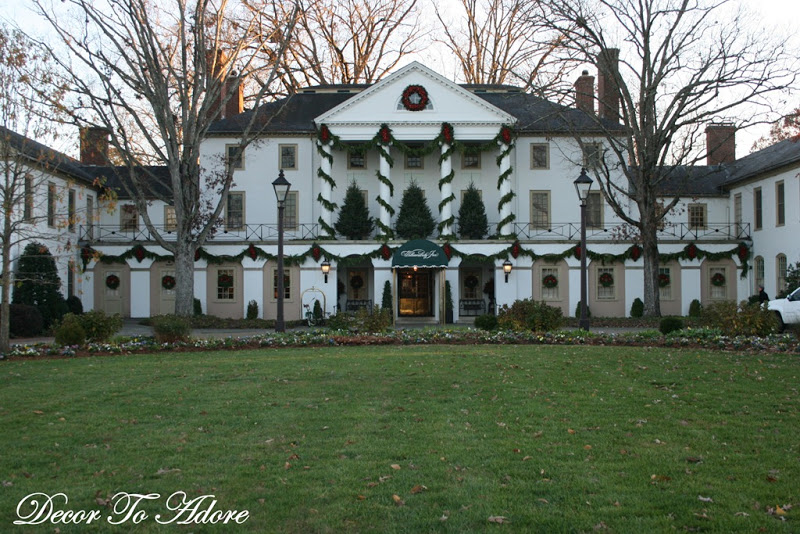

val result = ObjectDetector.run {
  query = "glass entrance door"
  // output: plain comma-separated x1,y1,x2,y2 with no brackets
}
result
398,269,433,316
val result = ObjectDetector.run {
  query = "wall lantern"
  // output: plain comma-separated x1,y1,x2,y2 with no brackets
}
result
503,260,513,283
321,260,331,283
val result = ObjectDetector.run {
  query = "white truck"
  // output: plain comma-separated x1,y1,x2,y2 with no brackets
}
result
768,287,800,331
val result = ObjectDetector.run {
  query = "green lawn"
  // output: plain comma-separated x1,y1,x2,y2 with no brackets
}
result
1,345,798,533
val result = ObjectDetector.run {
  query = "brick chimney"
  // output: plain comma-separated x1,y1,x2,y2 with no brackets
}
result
597,48,620,122
574,70,595,114
223,72,244,119
79,127,110,165
706,123,736,165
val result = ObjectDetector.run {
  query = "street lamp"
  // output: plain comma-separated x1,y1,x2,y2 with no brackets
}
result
574,168,593,331
272,170,291,333
502,259,513,283
321,260,331,283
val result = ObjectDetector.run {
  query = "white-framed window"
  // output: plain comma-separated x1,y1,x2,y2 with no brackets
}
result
754,256,765,292
405,148,424,169
596,266,615,300
462,270,482,300
530,191,550,229
462,151,481,169
754,187,762,230
86,196,94,239
777,254,788,294
659,266,672,301
120,204,138,232
216,268,235,300
530,143,549,169
583,143,603,168
348,150,366,169
688,203,707,230
272,268,291,300
541,267,559,300
68,189,76,232
284,191,298,230
586,191,603,228
776,180,785,226
280,144,297,170
226,144,244,171
733,193,742,229
226,191,244,230
24,174,33,221
164,205,177,232
47,183,56,227
709,267,727,300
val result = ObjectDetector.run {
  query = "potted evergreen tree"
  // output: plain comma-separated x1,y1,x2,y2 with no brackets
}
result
458,182,488,239
445,280,454,324
395,181,435,239
335,181,374,240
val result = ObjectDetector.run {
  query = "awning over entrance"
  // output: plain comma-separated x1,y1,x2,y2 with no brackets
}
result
392,239,448,269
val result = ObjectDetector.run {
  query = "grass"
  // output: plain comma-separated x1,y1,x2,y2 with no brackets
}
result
0,345,798,533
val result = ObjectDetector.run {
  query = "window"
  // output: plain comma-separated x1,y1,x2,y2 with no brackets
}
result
405,150,424,169
120,204,138,232
596,267,615,300
586,191,603,228
226,192,244,230
462,151,481,169
68,190,76,232
462,270,481,299
755,256,764,292
530,144,549,169
583,143,603,168
754,187,762,230
86,196,94,239
24,175,33,221
283,191,298,230
777,254,787,294
67,261,75,298
530,191,550,229
709,267,727,300
280,144,297,170
658,267,672,301
272,268,291,300
541,267,559,300
164,205,177,232
226,145,244,171
217,268,235,300
733,193,742,231
688,203,707,230
47,183,56,227
776,181,785,226
348,151,366,169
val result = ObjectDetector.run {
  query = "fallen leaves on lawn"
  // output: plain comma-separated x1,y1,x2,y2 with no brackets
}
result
155,468,181,475
390,464,401,470
698,495,713,503
392,494,405,506
488,515,509,524
411,484,427,494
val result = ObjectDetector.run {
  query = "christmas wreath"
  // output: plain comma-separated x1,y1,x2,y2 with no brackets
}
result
218,273,233,288
161,275,176,290
710,272,726,287
658,273,670,288
599,272,614,287
105,274,120,290
350,275,364,290
401,85,429,111
464,275,479,290
542,274,558,288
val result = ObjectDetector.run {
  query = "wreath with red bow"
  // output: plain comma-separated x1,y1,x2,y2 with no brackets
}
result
401,85,429,111
599,272,614,287
658,273,670,288
711,272,726,287
542,274,558,288
218,273,234,288
105,274,120,290
464,275,479,290
161,275,176,290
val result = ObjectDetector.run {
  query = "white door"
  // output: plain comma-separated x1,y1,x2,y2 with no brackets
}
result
160,267,176,315
104,270,123,315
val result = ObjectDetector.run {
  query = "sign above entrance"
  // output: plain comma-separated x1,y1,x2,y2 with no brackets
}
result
392,239,448,269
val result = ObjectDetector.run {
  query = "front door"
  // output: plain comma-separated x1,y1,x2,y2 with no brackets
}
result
398,269,432,316
159,266,176,315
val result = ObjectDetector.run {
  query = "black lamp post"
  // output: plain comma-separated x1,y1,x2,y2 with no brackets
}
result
574,168,593,331
273,170,291,333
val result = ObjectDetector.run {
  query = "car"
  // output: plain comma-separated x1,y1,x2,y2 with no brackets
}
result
767,287,800,332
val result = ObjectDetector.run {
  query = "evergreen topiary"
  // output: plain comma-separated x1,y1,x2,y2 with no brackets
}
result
688,299,702,318
458,182,488,239
12,242,67,329
659,316,684,335
381,281,392,310
247,299,259,320
630,297,644,318
395,181,435,239
335,181,374,240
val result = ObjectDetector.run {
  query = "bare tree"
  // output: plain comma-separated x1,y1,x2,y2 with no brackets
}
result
247,0,425,93
545,0,797,316
435,0,577,93
27,0,300,316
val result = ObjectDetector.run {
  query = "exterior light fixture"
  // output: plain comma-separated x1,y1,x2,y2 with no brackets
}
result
272,169,291,333
574,167,594,331
503,259,513,283
321,260,331,283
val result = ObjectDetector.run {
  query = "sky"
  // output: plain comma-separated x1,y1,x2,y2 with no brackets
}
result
1,0,798,158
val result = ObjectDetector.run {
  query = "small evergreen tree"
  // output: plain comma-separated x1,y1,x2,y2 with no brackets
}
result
458,182,488,239
335,181,374,240
381,281,392,310
395,181,435,239
12,242,67,329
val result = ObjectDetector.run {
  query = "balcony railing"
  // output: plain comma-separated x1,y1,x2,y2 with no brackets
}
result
80,221,750,245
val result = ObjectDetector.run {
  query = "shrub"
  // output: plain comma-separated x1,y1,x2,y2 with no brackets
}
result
445,281,453,322
395,180,435,239
54,313,86,346
246,300,259,320
701,300,778,336
335,180,374,239
78,310,123,342
381,281,393,310
152,314,192,343
630,298,644,318
688,299,702,318
360,307,392,333
499,299,563,332
474,313,498,331
12,242,68,329
574,301,591,319
458,182,488,239
193,298,203,316
325,310,352,330
66,295,84,315
659,316,684,335
6,304,44,337
313,300,323,324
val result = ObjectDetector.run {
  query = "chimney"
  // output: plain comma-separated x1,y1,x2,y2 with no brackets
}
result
223,72,244,119
597,48,620,122
706,123,736,165
574,70,595,114
79,127,110,165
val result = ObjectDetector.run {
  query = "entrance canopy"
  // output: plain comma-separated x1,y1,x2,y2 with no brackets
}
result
392,239,448,269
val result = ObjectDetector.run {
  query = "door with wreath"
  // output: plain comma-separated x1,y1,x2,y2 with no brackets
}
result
96,266,128,316
156,263,176,315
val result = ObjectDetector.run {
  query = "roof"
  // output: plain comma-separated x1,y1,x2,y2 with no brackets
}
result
653,165,730,197
723,138,800,185
0,126,96,186
84,165,173,200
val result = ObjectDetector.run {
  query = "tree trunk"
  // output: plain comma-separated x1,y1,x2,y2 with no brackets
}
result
173,238,196,317
1,215,12,353
641,221,661,317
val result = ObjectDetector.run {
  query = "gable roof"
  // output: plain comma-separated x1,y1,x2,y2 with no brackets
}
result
723,138,800,185
0,126,96,185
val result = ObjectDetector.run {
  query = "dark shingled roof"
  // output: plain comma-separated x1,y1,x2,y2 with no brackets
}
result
652,165,729,197
84,165,173,200
0,125,96,185
723,137,800,185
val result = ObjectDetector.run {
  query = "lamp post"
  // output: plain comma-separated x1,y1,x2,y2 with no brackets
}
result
574,168,593,331
273,170,291,333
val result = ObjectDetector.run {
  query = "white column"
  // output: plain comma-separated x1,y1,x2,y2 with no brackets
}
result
319,142,333,231
498,143,512,236
440,143,453,237
379,151,392,237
